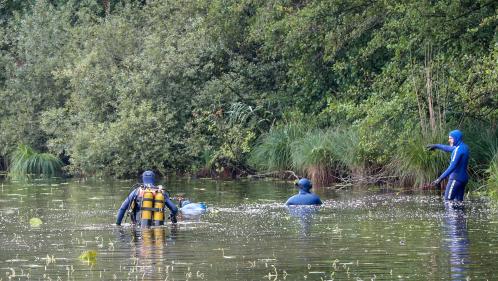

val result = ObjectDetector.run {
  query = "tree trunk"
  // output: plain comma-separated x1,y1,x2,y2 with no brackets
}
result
411,50,428,137
425,44,437,135
103,0,110,17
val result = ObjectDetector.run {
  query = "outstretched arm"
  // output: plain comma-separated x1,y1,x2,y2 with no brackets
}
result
164,194,178,223
437,147,462,181
432,144,455,153
116,190,137,225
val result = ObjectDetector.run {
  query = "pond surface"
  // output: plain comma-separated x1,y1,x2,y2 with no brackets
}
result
1,178,498,280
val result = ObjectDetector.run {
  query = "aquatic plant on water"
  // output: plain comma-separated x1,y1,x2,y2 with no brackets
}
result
29,217,43,227
79,250,97,264
8,144,63,179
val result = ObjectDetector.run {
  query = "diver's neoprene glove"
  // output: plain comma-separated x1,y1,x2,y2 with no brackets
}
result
169,214,177,224
431,179,441,187
426,144,437,151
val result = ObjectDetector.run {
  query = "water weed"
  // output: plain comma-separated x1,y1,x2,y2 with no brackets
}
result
29,217,43,227
79,250,97,265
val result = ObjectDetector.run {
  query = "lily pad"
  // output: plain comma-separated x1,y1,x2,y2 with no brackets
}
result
29,218,43,227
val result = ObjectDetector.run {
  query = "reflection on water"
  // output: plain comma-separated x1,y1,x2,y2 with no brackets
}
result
0,179,497,280
116,226,177,280
442,203,469,281
287,206,319,237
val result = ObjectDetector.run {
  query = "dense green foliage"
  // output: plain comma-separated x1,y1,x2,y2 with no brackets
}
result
0,0,496,190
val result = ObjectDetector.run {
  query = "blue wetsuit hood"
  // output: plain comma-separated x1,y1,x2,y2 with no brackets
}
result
180,200,191,207
142,170,155,186
296,178,312,193
449,130,463,146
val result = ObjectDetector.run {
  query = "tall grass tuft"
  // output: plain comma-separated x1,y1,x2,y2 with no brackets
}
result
486,150,498,200
250,124,364,186
291,128,363,187
249,123,307,171
328,129,364,177
291,130,338,187
464,126,498,183
9,144,63,179
389,132,448,187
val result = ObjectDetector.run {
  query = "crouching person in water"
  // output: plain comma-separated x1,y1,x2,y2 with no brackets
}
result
286,178,322,206
116,171,178,226
173,193,207,220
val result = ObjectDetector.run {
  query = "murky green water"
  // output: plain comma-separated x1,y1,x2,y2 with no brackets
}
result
1,179,498,280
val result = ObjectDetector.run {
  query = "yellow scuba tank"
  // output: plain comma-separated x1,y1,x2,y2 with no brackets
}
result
152,190,165,226
140,188,154,227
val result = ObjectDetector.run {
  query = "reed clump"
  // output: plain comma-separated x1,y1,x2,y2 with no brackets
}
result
249,123,307,171
251,125,363,187
388,132,448,187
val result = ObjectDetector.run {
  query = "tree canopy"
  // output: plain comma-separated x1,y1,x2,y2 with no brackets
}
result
0,0,496,183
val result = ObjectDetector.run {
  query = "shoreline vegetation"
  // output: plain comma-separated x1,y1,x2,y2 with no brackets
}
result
0,1,496,198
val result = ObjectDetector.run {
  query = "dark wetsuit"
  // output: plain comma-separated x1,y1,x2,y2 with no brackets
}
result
286,189,322,205
116,186,178,225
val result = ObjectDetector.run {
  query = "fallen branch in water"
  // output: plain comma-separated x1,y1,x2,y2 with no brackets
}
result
246,169,402,189
334,174,399,187
330,182,352,190
247,170,300,180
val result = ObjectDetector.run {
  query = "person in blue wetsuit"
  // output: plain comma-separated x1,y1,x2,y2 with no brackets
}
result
427,130,470,201
116,170,178,226
285,178,322,205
